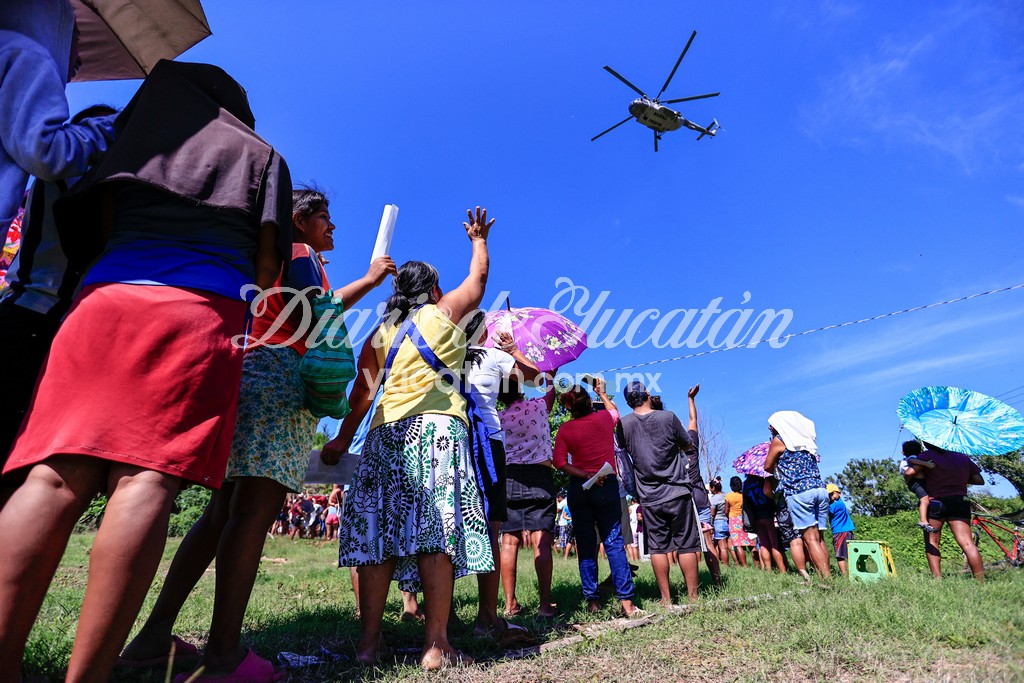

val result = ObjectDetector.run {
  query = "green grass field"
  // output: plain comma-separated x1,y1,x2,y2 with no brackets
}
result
21,527,1024,682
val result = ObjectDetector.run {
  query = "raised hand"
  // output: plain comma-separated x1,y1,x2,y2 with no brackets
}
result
496,331,516,352
365,256,397,286
463,206,495,241
688,384,700,399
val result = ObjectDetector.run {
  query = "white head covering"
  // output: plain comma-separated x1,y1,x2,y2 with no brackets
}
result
768,410,817,456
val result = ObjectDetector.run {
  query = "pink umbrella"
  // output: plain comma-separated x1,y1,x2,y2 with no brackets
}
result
483,307,587,373
733,440,822,478
733,442,772,478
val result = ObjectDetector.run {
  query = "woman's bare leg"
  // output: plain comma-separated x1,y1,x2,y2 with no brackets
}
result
355,559,397,664
474,522,503,633
949,520,984,582
702,528,721,585
531,530,556,617
754,520,786,574
419,553,467,669
0,457,105,683
500,530,522,615
351,568,361,618
400,590,422,621
732,541,748,567
789,537,810,578
65,464,181,683
800,526,832,578
716,538,730,566
198,477,287,674
122,484,233,661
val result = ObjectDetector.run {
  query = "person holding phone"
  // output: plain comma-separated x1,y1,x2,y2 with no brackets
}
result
553,379,641,617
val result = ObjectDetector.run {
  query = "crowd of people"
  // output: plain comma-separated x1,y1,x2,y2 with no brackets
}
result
266,489,343,542
0,4,990,681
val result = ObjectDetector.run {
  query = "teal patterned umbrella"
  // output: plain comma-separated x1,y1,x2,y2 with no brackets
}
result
896,386,1024,456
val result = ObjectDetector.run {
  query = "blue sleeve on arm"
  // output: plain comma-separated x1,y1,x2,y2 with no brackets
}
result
0,47,117,179
284,249,322,290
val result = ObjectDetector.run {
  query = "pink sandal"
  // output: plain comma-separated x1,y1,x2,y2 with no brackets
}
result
172,649,284,683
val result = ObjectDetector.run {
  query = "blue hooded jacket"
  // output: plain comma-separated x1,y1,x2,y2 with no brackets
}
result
0,0,117,237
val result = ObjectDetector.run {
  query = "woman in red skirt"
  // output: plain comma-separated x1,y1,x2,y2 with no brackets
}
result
0,62,292,683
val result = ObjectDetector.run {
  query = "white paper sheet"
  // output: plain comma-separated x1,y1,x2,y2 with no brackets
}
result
581,461,615,490
370,204,399,262
304,449,359,485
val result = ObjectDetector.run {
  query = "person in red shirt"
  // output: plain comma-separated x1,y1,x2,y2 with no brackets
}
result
553,379,640,616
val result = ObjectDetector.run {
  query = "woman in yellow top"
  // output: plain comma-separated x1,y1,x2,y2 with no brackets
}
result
725,475,753,566
322,207,493,670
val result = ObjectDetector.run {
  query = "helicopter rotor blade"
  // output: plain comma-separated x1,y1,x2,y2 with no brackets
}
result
591,115,635,142
662,92,720,104
655,30,696,100
603,66,648,98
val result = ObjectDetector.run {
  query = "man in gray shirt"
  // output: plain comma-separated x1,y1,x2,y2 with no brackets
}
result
615,381,703,605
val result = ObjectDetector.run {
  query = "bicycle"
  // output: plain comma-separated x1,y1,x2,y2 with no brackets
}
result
971,509,1024,567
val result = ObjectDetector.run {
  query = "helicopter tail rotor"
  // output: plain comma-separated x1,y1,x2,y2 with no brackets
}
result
696,118,720,140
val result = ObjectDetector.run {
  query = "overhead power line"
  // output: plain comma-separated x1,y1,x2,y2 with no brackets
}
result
994,384,1024,399
596,282,1024,374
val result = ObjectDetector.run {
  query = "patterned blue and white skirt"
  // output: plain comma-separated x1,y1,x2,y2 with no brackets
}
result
338,414,494,591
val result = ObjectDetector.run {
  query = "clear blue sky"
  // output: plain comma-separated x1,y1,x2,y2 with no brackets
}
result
67,1,1024,495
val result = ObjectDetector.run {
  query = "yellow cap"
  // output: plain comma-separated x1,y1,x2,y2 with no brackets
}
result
826,483,841,495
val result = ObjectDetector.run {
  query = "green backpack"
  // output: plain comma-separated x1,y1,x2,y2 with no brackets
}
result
298,290,357,419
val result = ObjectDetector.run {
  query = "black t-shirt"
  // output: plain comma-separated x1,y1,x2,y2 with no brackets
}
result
616,410,695,505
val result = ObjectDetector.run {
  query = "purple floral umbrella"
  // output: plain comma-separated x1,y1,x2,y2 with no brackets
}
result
733,440,822,478
483,307,587,372
733,442,772,478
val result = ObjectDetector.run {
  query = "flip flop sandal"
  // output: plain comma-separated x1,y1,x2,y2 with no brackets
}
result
472,618,536,647
117,635,200,669
496,619,536,647
172,649,284,683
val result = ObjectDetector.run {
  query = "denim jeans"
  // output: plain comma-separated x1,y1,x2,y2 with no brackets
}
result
568,477,635,601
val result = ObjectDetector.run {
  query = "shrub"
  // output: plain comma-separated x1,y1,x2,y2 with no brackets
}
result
74,494,108,532
168,486,212,536
850,510,1010,571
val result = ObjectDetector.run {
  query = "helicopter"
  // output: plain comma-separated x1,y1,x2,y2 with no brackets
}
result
591,31,720,152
